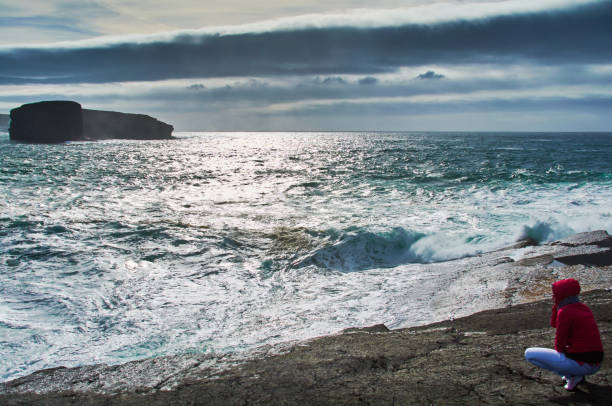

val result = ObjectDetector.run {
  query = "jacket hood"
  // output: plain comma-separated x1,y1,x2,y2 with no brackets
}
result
552,278,581,305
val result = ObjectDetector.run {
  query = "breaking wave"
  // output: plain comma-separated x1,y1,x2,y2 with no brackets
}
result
289,226,487,272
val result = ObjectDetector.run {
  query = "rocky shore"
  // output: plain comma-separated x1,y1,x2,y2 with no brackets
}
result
1,231,611,405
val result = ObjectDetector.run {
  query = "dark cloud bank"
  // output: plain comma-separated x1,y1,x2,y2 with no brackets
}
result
1,1,612,85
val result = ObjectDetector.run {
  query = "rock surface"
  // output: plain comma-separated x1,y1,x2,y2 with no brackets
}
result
1,231,611,405
8,101,173,143
82,109,173,141
1,290,610,405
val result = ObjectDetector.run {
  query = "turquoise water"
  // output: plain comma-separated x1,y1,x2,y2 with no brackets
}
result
1,131,611,382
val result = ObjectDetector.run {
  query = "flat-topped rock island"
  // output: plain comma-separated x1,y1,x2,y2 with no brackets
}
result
8,101,174,143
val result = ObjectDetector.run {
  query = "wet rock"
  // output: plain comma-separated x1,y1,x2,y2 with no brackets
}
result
512,231,612,267
514,254,554,267
342,324,390,334
555,250,612,266
506,237,539,249
553,230,612,248
546,231,612,266
494,256,514,265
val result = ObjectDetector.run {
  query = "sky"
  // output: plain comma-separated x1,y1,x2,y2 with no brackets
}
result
1,0,611,131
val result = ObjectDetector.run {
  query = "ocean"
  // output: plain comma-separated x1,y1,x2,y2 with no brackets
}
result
1,131,611,383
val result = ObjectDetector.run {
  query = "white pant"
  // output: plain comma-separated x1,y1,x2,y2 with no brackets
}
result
525,347,601,377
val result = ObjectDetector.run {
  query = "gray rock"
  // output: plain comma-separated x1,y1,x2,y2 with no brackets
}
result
554,230,612,248
510,231,612,267
341,323,390,334
504,237,539,250
552,231,612,266
514,254,554,267
555,250,612,266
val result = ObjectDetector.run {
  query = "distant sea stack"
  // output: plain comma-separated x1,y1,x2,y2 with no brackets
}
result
9,101,174,143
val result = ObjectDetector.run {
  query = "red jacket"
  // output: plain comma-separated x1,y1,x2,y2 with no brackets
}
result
551,279,603,361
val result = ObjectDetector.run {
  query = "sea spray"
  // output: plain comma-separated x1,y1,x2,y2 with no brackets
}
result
519,220,575,244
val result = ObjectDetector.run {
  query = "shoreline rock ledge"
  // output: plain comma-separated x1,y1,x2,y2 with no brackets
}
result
9,101,174,143
1,291,610,405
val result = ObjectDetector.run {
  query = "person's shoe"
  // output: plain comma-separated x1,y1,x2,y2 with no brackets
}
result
564,376,584,391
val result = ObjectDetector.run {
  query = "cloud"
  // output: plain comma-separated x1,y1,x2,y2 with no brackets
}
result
2,63,612,108
417,71,445,80
1,1,611,85
314,76,347,86
0,16,100,36
187,83,205,90
1,0,600,48
1,1,610,130
0,2,117,42
358,76,378,85
2,73,610,130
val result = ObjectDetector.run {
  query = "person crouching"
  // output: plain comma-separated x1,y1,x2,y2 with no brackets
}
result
524,278,604,391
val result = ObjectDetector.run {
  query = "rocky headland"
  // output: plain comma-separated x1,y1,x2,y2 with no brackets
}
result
81,109,174,141
1,231,611,405
8,101,174,143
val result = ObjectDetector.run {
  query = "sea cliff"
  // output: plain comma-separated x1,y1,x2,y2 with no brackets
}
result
81,109,174,141
1,231,611,405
